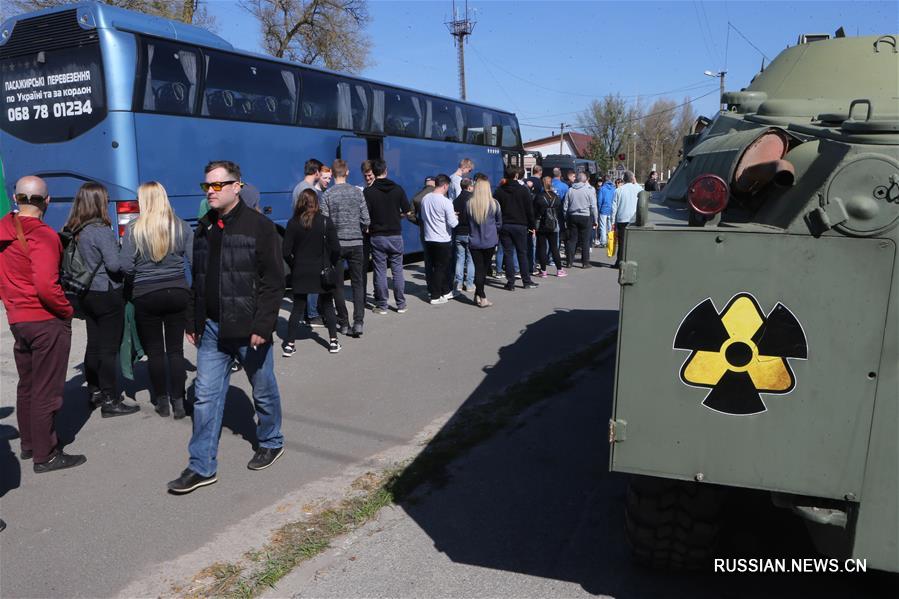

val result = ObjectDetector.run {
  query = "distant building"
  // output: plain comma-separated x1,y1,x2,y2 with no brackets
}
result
522,131,594,175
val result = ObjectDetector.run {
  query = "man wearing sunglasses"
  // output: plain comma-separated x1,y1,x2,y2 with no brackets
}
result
0,176,84,473
168,160,285,494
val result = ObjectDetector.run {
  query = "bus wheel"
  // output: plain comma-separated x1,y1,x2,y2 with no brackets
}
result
624,475,726,570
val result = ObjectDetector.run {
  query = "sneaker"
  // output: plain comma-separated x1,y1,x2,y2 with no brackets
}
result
524,282,539,289
461,284,469,292
33,450,86,474
154,395,170,418
372,306,388,315
430,297,448,305
329,339,342,354
502,282,515,291
247,446,285,471
539,270,548,278
167,468,217,493
282,343,296,357
515,273,522,279
337,323,349,336
230,360,243,373
396,306,407,314
20,448,33,460
557,269,568,277
479,298,494,308
352,322,364,337
307,317,324,328
441,291,455,300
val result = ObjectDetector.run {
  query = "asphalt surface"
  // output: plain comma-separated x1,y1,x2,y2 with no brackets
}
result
0,251,621,598
265,359,897,599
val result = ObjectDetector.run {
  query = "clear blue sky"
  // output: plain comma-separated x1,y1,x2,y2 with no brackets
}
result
211,0,896,141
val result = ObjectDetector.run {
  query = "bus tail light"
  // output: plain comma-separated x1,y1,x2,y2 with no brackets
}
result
116,200,140,237
688,174,729,215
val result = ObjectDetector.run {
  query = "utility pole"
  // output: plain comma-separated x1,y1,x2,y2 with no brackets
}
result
560,123,566,154
705,69,728,113
446,1,476,100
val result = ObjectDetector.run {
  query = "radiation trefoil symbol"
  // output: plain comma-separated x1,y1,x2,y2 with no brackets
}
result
674,293,808,416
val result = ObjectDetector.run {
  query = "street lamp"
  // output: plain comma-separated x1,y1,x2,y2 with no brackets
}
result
705,69,727,113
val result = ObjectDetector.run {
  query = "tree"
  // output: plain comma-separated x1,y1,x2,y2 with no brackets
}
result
578,94,639,174
5,0,215,28
240,0,371,74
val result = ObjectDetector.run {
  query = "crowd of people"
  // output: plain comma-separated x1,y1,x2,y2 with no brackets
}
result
0,156,639,495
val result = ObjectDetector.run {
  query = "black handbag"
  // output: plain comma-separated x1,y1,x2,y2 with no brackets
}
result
320,219,337,290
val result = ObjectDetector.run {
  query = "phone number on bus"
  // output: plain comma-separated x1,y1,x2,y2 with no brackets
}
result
6,99,94,122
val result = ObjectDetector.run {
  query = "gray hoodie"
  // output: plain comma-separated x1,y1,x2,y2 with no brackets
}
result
77,222,124,292
562,182,597,224
120,219,193,297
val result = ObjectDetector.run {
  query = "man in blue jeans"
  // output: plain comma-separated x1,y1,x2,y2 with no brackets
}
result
452,177,475,292
168,160,286,494
363,159,411,314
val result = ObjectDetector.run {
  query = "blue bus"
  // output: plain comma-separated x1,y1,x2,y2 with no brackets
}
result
0,2,523,252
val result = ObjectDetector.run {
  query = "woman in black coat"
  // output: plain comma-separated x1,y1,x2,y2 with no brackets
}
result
282,188,342,354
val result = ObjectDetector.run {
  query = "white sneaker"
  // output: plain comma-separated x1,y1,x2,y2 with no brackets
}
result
430,297,448,305
441,291,455,300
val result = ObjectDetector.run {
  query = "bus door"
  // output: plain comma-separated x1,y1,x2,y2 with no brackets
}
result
339,135,368,187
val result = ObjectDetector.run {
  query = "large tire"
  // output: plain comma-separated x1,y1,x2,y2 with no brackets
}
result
625,475,726,570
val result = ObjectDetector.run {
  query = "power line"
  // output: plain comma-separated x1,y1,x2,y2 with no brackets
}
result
519,88,719,131
699,0,722,67
520,82,718,122
692,0,717,66
728,21,771,61
469,44,521,113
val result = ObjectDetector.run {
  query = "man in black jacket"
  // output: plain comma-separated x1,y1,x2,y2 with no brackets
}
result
494,167,539,290
363,159,411,314
167,160,286,494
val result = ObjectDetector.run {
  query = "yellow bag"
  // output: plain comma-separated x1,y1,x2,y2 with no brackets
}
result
607,230,616,257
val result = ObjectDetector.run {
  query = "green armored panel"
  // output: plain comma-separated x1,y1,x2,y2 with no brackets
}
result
610,227,896,500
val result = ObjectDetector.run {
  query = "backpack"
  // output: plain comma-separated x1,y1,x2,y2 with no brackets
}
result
538,195,559,233
59,220,103,297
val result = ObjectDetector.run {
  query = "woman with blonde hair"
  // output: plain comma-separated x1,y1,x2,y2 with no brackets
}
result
466,179,502,307
121,181,193,418
64,182,140,417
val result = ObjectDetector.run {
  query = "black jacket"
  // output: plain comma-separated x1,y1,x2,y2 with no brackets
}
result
364,178,411,236
282,212,340,294
453,190,472,236
189,199,285,341
494,181,536,228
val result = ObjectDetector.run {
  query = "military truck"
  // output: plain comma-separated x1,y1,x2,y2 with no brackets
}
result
609,32,899,572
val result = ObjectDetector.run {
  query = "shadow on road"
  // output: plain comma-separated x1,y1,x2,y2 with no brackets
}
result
389,309,896,598
0,407,21,499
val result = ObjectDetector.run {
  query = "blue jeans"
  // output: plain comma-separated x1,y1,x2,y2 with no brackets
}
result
454,234,474,288
370,235,406,310
188,319,283,477
495,244,519,273
598,214,611,246
305,293,319,319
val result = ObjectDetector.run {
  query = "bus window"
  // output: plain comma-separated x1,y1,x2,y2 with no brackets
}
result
202,51,296,124
425,98,463,142
300,70,339,129
140,40,198,115
337,81,371,131
372,87,422,137
464,107,489,145
498,113,521,148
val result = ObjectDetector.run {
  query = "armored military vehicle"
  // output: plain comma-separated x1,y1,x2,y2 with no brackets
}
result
609,32,899,571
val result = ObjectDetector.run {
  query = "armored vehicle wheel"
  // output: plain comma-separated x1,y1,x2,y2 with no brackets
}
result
625,475,726,570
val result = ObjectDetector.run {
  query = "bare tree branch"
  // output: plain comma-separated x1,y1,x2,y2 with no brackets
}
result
240,0,372,73
5,0,215,28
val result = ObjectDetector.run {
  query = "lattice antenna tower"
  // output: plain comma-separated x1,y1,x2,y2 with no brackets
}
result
445,0,476,100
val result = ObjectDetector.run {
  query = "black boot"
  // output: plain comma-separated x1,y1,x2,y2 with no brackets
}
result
154,395,170,417
171,396,186,420
100,392,141,418
88,390,104,409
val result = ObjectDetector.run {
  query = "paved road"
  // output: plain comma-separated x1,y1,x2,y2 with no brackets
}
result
0,253,620,598
266,359,896,599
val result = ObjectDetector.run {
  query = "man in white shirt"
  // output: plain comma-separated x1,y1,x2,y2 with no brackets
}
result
420,174,459,304
449,158,474,200
610,170,641,269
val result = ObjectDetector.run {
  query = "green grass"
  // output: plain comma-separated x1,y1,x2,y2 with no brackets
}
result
184,331,616,598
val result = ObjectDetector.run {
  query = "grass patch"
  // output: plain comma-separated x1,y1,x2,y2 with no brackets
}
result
183,330,616,598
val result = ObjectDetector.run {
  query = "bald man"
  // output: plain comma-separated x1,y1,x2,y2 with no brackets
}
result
0,176,85,473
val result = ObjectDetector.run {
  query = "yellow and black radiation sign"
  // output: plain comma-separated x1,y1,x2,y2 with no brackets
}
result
674,293,807,415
